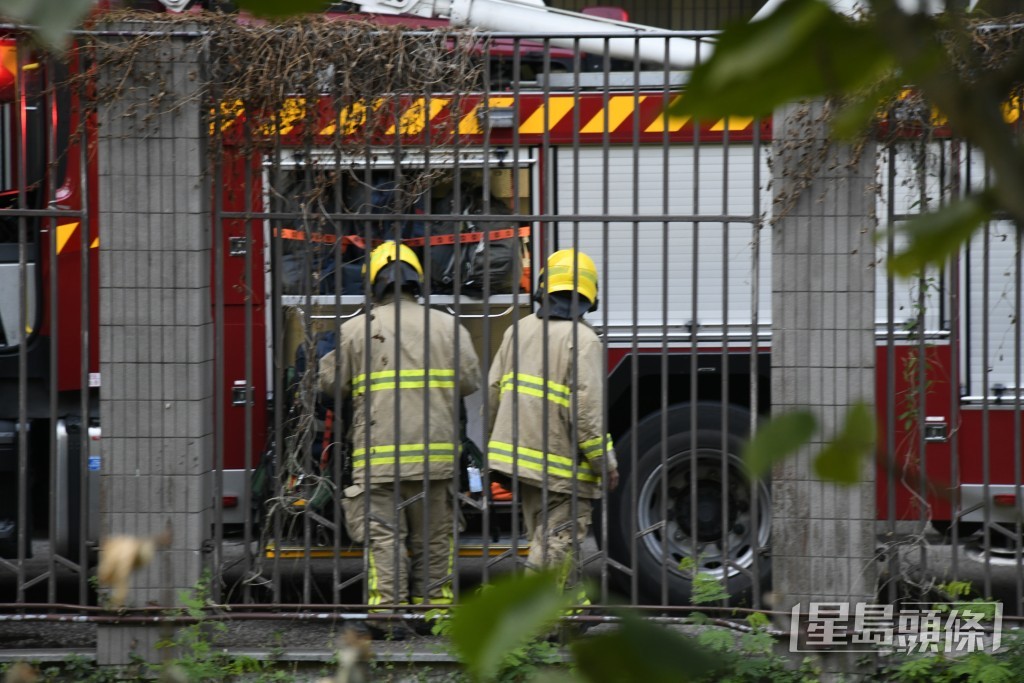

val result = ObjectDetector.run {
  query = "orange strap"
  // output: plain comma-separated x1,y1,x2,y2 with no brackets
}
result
273,225,530,249
403,225,531,247
272,228,366,249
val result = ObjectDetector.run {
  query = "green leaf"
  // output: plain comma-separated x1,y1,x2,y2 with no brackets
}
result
697,628,734,652
234,0,330,18
0,0,95,52
676,0,893,119
571,611,722,683
896,657,935,681
745,611,771,630
739,629,775,655
743,410,817,479
950,655,1013,683
830,94,884,140
946,600,998,620
813,402,876,485
524,672,578,683
688,611,710,626
690,573,730,605
887,194,994,277
830,74,903,140
938,580,973,598
448,570,572,683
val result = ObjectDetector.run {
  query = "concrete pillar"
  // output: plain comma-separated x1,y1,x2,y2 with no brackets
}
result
770,100,878,676
96,24,212,666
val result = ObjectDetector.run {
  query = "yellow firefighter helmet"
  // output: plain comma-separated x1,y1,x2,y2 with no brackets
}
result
541,248,599,307
365,241,423,299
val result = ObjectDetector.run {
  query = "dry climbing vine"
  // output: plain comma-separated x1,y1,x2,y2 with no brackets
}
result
766,14,1024,225
62,10,489,601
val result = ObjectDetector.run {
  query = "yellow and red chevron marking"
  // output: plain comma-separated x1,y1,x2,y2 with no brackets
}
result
215,88,1024,145
215,92,766,144
54,222,98,255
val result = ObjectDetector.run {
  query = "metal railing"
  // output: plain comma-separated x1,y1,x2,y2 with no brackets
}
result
0,24,1019,647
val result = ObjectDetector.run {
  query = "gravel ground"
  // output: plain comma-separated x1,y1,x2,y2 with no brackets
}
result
0,619,445,654
0,622,96,651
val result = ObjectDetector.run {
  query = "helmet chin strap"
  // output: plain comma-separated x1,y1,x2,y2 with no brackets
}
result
372,262,422,301
535,291,595,320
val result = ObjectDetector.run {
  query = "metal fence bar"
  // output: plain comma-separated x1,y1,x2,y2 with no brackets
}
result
241,96,257,606
44,53,60,608
14,40,29,602
75,64,92,608
749,112,762,611
1013,210,1024,612
597,36,613,608
212,80,227,605
947,138,962,582
658,36,672,610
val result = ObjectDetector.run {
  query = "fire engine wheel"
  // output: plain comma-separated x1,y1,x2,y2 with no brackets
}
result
606,402,771,606
929,521,982,539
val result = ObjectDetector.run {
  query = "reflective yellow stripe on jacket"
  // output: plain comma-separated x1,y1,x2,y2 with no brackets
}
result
499,372,572,408
580,434,615,462
487,441,599,483
352,443,456,468
351,368,456,396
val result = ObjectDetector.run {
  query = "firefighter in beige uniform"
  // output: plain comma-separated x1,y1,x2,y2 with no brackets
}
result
319,242,481,632
487,249,618,603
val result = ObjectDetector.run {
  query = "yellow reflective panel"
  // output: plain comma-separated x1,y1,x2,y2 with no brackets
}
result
581,95,644,134
458,96,515,134
209,99,244,135
645,95,690,133
519,97,574,134
56,222,78,255
710,116,754,131
320,98,384,136
1002,95,1021,125
257,97,306,137
386,98,448,136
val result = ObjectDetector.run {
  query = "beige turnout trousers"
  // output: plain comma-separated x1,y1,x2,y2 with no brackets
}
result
520,482,591,605
343,480,455,610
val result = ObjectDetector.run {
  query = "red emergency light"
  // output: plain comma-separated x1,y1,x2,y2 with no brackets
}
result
0,41,16,103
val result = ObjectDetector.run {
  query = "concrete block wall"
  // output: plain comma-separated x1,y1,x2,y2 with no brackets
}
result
770,100,878,615
95,24,212,666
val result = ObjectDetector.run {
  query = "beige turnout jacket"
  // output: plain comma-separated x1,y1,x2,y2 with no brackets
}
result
319,293,481,484
487,313,617,499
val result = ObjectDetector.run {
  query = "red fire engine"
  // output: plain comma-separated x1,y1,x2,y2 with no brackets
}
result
0,0,1018,607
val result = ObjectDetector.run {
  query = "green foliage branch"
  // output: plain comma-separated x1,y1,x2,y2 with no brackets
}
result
681,0,1024,280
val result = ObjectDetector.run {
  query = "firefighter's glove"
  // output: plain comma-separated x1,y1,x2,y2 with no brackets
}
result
606,468,620,493
459,400,484,469
461,436,485,470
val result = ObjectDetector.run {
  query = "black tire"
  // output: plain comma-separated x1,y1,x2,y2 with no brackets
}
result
605,402,771,606
930,520,982,539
